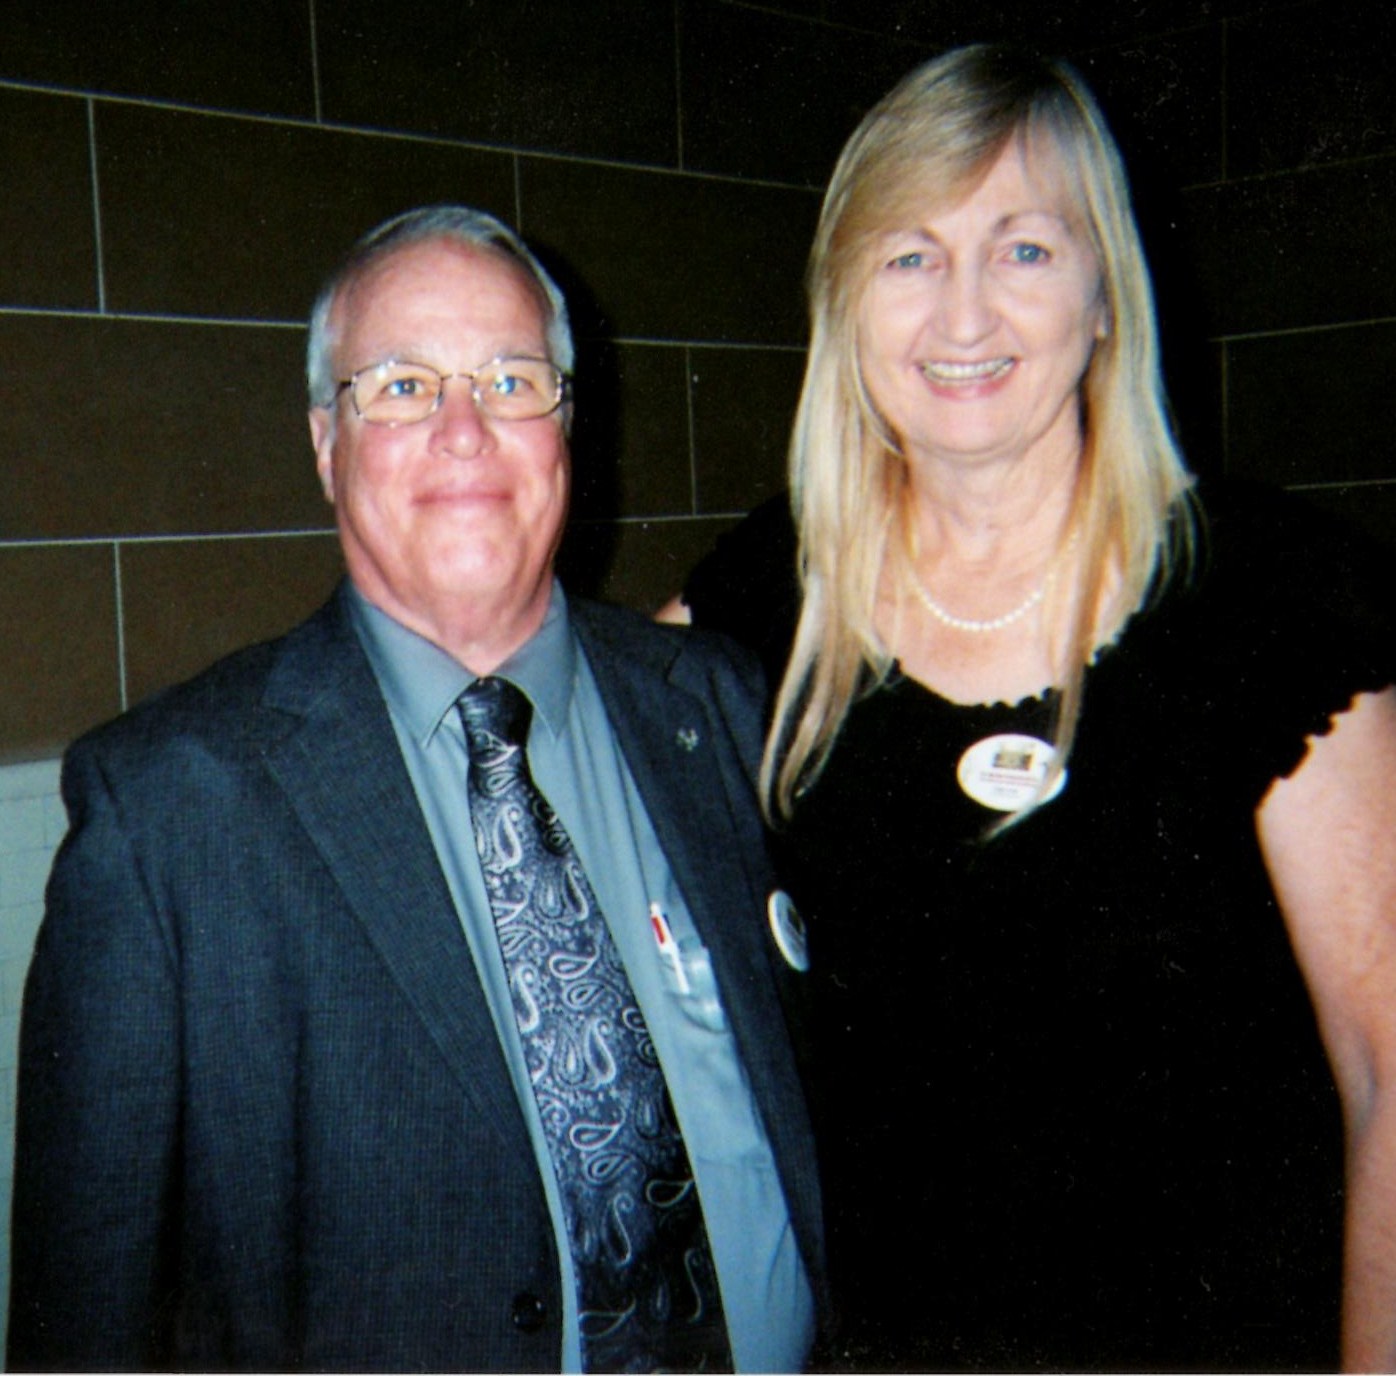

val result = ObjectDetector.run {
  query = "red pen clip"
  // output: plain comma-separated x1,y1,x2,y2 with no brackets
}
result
649,901,691,994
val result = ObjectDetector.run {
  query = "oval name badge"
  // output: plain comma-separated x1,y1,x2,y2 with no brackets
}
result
956,732,1067,812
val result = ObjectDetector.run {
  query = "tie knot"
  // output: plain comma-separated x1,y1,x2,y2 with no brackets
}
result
459,677,533,754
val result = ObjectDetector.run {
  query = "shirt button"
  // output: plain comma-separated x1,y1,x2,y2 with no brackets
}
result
511,1292,547,1332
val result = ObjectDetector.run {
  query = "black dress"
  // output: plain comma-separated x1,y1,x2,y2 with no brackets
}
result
685,483,1396,1371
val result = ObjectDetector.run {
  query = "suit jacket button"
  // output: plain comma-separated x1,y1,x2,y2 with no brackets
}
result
511,1292,547,1332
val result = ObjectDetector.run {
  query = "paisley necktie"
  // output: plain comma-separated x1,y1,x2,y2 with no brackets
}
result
459,676,732,1373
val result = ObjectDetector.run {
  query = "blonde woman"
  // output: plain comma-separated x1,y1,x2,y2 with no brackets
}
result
671,44,1396,1372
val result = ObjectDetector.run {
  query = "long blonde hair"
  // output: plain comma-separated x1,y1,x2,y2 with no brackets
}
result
764,44,1194,820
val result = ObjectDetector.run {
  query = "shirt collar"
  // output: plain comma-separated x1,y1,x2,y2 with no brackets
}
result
347,580,577,746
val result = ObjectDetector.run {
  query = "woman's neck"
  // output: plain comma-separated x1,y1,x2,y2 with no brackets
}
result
880,443,1088,706
904,439,1080,574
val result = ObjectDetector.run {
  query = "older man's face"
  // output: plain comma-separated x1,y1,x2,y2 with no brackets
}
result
310,239,569,659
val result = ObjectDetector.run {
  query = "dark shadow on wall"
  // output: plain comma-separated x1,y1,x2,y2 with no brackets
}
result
532,241,625,599
1083,76,1226,484
1126,157,1226,484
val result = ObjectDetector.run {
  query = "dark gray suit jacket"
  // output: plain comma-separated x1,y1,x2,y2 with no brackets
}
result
8,585,823,1372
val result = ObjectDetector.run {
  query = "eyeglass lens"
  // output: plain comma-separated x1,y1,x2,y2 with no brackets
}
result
351,358,562,424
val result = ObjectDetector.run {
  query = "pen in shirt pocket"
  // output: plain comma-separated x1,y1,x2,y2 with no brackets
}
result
648,901,691,994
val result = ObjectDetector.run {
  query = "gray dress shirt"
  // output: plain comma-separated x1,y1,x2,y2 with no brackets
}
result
349,583,814,1372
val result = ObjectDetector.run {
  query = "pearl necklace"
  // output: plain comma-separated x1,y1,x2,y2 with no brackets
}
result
905,534,1077,635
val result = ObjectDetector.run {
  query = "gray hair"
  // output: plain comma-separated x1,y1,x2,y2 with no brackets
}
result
305,204,574,409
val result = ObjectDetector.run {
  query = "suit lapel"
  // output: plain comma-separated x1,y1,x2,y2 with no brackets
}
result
257,591,532,1144
573,605,764,943
571,602,802,1127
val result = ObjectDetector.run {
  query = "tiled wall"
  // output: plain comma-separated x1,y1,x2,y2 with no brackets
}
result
0,0,1392,1345
2,0,1394,764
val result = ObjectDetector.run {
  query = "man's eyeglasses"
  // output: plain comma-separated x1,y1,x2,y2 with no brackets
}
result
334,356,569,426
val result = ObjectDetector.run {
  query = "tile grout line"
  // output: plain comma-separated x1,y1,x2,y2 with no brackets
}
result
673,0,685,173
0,305,307,328
684,344,699,515
0,304,814,348
86,98,106,314
0,529,337,550
0,76,822,193
113,543,128,712
573,511,758,527
1,513,783,547
308,0,323,125
1286,477,1396,492
4,68,1394,193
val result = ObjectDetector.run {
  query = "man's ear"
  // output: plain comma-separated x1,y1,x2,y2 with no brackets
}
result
309,408,336,503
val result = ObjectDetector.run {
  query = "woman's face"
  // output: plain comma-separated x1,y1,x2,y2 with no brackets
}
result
856,136,1106,476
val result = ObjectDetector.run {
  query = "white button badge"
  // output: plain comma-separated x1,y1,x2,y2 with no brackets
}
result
956,732,1067,812
767,889,810,972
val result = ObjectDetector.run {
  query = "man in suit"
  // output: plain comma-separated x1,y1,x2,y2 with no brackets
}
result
8,206,822,1372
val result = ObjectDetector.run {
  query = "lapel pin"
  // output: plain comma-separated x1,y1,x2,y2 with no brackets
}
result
675,727,700,752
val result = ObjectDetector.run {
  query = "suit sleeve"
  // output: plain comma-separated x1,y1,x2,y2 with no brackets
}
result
8,742,182,1372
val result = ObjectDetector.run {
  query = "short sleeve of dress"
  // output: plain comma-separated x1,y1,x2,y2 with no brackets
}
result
1176,481,1396,806
681,493,800,684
